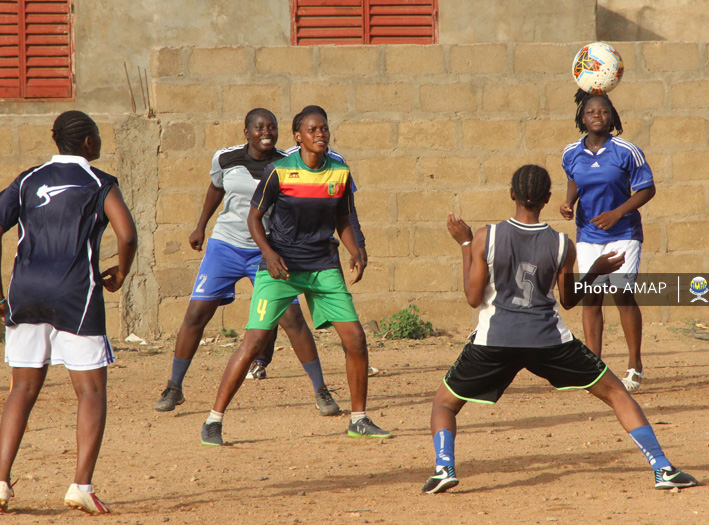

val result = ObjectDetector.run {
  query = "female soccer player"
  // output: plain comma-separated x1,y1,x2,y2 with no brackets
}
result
0,111,138,514
153,108,339,418
422,165,695,494
560,90,655,391
201,106,390,445
249,105,379,378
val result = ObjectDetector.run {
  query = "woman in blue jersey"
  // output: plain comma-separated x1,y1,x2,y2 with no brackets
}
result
154,108,340,419
422,165,695,494
201,106,390,445
0,111,137,514
560,90,655,392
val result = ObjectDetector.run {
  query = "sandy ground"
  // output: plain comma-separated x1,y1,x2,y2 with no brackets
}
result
0,320,707,524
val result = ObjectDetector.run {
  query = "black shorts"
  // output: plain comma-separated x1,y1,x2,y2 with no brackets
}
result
443,337,607,404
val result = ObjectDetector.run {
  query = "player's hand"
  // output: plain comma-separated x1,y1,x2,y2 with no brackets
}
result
189,228,206,251
560,202,574,220
0,298,5,319
265,253,289,280
589,251,625,276
358,247,368,269
447,213,473,246
591,210,622,230
101,266,127,292
349,254,365,284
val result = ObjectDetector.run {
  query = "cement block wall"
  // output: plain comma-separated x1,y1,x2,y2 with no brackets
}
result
0,116,161,339
145,42,709,338
6,1,709,116
2,40,709,339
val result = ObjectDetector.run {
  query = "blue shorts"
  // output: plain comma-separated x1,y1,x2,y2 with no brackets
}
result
190,239,262,305
191,239,299,306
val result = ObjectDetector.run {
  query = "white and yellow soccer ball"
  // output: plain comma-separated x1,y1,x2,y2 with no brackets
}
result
572,42,624,94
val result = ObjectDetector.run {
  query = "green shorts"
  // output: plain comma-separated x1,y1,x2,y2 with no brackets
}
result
246,269,359,330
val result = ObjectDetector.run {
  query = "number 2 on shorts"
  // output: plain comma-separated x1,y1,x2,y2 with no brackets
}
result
195,274,208,293
257,298,268,321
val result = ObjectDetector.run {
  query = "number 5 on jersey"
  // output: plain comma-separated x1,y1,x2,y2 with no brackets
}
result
257,298,268,321
512,262,537,308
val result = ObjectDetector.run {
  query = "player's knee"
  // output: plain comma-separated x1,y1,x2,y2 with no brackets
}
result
182,303,214,329
10,380,43,399
240,330,275,359
279,311,307,334
343,331,367,356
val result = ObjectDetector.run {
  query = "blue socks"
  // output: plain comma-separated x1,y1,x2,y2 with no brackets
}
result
302,359,325,393
433,429,455,467
170,357,192,388
629,425,672,470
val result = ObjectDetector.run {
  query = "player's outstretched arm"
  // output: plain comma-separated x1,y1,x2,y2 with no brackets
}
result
336,213,364,284
102,186,138,292
463,227,488,308
190,183,226,251
557,241,625,309
447,214,488,308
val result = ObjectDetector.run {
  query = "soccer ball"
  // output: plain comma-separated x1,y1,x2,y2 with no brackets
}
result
572,42,624,94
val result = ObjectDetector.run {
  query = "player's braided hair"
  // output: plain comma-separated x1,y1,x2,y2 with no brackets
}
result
291,105,328,136
51,111,98,154
244,108,277,129
511,165,551,209
574,88,623,135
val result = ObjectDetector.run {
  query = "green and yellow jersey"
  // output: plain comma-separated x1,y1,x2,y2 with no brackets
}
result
251,151,353,271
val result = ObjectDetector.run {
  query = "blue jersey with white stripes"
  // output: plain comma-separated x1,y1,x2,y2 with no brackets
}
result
562,135,654,243
0,155,117,335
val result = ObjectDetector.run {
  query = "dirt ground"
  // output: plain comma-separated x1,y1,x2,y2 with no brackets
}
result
0,320,707,524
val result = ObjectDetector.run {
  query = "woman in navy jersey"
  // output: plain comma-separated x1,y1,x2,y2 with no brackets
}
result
560,90,655,392
250,105,378,378
154,108,340,419
0,111,137,514
422,165,695,494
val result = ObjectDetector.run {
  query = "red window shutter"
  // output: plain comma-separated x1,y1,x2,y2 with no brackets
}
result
292,0,437,46
292,0,364,46
367,0,438,44
0,0,73,100
0,1,21,97
24,0,73,98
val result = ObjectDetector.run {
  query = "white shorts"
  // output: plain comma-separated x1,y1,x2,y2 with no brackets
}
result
5,323,115,371
576,239,641,289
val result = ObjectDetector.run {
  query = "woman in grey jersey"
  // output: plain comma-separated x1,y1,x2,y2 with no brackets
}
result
422,165,696,494
154,109,340,422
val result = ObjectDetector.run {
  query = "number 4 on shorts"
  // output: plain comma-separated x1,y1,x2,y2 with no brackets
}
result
257,299,268,321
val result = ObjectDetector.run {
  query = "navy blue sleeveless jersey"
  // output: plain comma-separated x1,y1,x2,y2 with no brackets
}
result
474,219,573,348
0,155,118,335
